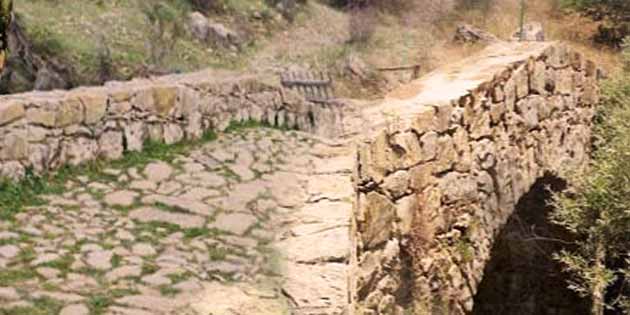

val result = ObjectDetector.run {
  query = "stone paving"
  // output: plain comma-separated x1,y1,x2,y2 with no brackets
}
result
0,127,353,315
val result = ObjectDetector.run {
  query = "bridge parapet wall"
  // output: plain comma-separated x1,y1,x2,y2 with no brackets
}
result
0,70,342,178
350,42,601,314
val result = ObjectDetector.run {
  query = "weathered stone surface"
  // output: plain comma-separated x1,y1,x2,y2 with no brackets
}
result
129,207,205,229
79,92,108,124
57,98,84,127
60,304,89,315
351,42,600,315
1,134,28,160
0,287,19,301
125,122,146,152
188,11,209,41
144,162,173,183
99,131,124,160
104,190,139,207
360,192,395,249
105,265,142,282
26,107,56,127
0,245,19,259
0,101,25,127
85,250,113,270
209,213,257,235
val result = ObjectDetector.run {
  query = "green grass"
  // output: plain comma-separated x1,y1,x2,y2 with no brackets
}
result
0,268,37,286
0,297,63,315
86,293,114,315
14,0,284,87
40,255,75,276
159,285,181,297
208,245,231,261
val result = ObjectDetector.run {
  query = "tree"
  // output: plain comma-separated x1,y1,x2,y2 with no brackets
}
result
551,45,630,314
0,0,12,72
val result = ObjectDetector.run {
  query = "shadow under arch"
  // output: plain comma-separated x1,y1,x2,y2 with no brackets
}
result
472,173,590,315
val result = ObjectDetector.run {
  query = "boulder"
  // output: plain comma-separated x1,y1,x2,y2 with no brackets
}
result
512,22,545,42
34,66,68,91
187,11,209,41
454,24,500,44
208,22,242,49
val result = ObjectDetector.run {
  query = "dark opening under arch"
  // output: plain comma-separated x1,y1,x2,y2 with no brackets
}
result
472,173,590,315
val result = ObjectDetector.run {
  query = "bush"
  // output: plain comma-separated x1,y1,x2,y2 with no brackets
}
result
142,2,185,68
551,48,630,315
187,0,223,13
562,0,630,47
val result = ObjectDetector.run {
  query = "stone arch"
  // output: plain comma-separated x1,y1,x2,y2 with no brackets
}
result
350,42,602,315
471,173,589,315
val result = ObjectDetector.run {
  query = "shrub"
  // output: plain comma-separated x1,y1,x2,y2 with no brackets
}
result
551,58,630,315
187,0,223,13
142,2,185,68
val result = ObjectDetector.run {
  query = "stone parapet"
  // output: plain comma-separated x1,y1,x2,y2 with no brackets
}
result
350,42,601,314
0,69,342,179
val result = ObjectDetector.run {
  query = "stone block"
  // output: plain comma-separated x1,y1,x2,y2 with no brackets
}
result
64,137,98,166
1,133,28,160
164,124,184,145
439,172,477,204
390,132,423,168
78,92,108,124
515,96,541,130
513,66,529,99
529,61,546,95
360,192,396,249
383,170,410,199
57,98,84,127
396,195,416,235
98,131,124,160
153,86,179,116
0,100,25,127
409,162,436,191
26,108,56,128
124,122,146,152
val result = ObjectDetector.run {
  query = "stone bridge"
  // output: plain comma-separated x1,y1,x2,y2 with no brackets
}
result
349,41,601,314
0,41,601,315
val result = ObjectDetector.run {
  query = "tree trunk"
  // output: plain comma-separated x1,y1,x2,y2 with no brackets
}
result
591,242,606,315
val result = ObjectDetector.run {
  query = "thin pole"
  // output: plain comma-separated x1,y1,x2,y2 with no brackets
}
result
519,0,526,41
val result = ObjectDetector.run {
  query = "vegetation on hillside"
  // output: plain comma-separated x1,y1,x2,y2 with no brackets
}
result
10,0,292,91
559,0,630,47
551,40,630,315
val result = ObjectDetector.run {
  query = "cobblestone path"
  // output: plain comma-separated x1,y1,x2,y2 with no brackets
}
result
0,127,354,315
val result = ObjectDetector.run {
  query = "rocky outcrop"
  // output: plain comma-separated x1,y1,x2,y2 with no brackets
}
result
349,42,602,315
0,69,342,179
0,18,71,94
186,11,242,50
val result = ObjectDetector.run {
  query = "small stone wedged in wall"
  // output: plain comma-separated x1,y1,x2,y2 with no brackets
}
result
0,69,342,179
351,42,603,315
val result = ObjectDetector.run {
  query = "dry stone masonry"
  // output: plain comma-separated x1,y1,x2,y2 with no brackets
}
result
0,69,342,179
0,40,603,315
350,42,602,315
